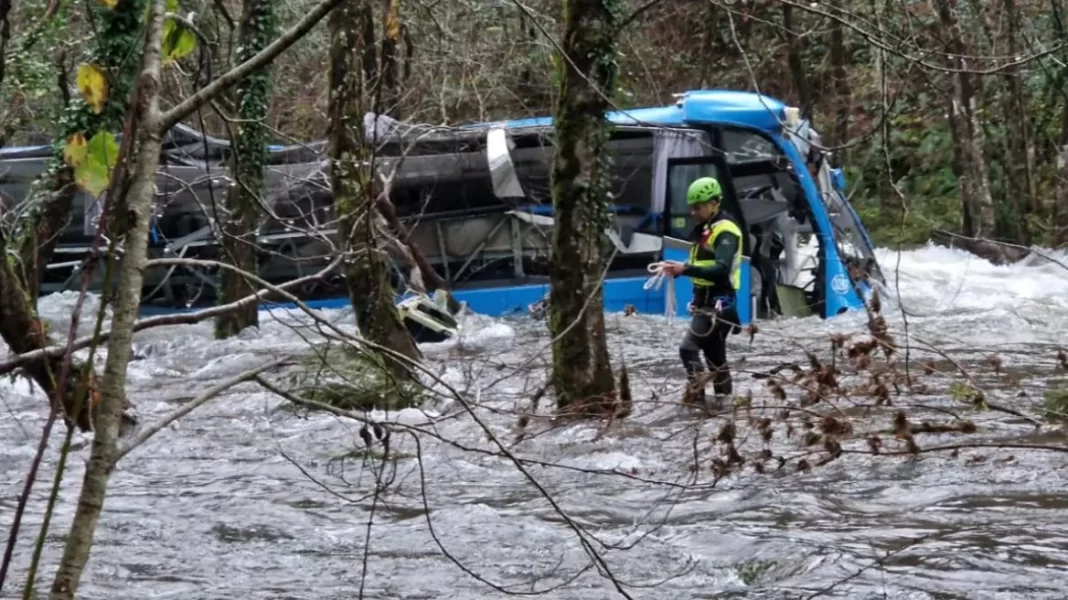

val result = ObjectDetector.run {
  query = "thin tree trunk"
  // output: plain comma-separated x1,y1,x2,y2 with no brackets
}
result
828,0,850,154
0,0,10,90
781,4,813,120
1050,0,1068,246
698,2,720,88
215,0,278,338
515,5,547,111
379,0,401,117
966,0,1035,244
374,196,449,293
327,0,420,380
48,0,167,596
932,0,996,238
358,1,378,95
1000,0,1036,245
547,0,618,415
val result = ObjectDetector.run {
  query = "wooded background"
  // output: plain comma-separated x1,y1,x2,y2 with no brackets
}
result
5,0,1068,248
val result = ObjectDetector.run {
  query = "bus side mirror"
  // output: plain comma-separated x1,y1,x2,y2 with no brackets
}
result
830,168,847,194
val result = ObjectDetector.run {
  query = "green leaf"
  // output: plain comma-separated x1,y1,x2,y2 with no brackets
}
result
74,131,120,197
162,17,197,65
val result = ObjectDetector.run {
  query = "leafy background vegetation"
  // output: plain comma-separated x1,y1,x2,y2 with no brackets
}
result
4,0,1068,248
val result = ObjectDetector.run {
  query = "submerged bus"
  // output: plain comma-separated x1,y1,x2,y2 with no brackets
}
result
393,88,884,325
0,88,882,329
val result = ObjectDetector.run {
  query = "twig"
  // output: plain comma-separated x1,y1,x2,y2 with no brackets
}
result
0,257,340,376
113,356,293,465
160,0,345,131
913,336,1042,427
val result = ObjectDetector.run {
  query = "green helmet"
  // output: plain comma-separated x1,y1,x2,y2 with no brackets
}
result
686,177,723,206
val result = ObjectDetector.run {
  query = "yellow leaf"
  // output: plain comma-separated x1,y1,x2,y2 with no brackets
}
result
385,0,401,41
63,133,89,168
97,0,118,8
76,64,109,115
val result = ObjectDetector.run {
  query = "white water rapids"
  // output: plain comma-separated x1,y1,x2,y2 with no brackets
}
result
2,243,1068,599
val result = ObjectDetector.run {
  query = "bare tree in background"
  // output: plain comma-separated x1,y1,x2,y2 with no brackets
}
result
931,0,996,238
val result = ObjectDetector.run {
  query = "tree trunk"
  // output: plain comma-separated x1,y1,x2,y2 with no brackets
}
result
698,2,721,88
781,4,813,120
547,0,618,415
215,0,278,338
48,0,167,596
515,5,549,111
358,2,378,97
327,0,420,380
932,0,996,238
828,0,850,155
1050,0,1068,246
999,0,1036,245
0,233,98,427
13,0,146,298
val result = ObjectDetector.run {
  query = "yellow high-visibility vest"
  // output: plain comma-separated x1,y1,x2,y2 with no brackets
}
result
688,218,742,290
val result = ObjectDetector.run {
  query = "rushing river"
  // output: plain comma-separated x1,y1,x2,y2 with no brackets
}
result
3,244,1068,600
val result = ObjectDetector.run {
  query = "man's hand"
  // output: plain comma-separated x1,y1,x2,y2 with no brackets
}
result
660,261,686,276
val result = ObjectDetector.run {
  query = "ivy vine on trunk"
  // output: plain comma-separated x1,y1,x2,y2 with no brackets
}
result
215,0,278,338
13,0,147,298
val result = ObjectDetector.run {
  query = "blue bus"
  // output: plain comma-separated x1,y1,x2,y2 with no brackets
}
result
420,88,884,325
1,89,882,329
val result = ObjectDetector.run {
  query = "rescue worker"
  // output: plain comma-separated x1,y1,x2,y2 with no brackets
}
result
659,176,743,407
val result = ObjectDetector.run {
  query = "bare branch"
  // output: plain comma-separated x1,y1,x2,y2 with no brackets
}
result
113,356,293,465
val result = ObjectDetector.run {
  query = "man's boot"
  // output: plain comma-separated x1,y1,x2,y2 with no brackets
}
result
682,378,707,406
709,362,733,410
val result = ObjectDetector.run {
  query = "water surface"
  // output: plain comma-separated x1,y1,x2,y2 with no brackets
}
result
3,244,1068,599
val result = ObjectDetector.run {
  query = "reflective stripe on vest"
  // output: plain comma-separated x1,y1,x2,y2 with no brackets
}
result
688,218,743,290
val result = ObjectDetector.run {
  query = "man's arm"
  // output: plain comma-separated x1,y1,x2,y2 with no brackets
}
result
682,232,739,281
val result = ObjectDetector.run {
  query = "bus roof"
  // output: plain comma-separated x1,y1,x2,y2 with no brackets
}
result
465,89,789,133
0,91,790,159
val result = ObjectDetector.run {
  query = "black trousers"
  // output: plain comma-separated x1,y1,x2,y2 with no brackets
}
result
679,306,736,400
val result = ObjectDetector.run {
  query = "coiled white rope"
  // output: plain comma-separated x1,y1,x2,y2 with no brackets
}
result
644,261,679,324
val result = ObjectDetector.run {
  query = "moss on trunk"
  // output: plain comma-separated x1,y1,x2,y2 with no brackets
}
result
546,0,621,416
215,0,278,338
327,0,420,381
287,346,425,411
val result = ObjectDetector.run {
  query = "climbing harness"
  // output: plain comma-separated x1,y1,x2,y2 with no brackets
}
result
644,261,678,324
686,297,734,337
